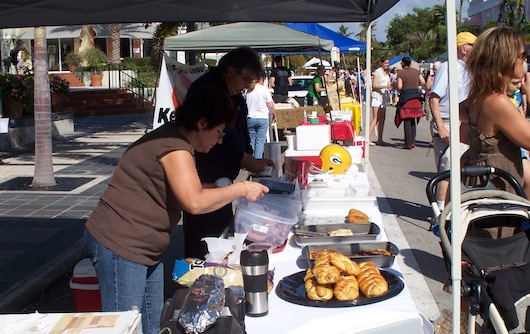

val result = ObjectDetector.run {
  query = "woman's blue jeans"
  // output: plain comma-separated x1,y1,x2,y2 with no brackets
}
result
84,230,164,334
247,117,269,159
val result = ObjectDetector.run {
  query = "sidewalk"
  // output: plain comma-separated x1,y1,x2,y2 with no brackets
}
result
0,113,150,312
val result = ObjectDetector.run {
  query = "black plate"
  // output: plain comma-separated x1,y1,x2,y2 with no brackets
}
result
275,269,404,307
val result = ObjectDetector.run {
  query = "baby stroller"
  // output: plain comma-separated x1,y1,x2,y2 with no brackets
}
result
426,165,530,334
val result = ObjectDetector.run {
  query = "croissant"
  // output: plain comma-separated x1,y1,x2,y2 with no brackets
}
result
333,276,359,301
330,252,361,276
305,276,333,301
314,249,336,267
347,208,369,223
312,263,340,284
357,262,388,298
304,268,314,281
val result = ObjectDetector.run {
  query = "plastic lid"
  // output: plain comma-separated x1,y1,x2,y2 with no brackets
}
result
240,249,268,266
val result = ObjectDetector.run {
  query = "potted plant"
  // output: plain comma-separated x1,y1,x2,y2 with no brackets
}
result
81,47,107,86
49,74,70,112
0,73,32,118
64,52,82,72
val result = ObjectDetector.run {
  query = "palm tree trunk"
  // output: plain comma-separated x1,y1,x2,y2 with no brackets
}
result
31,26,56,187
110,23,121,65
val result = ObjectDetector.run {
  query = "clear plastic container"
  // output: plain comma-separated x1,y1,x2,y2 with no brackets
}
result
234,198,299,247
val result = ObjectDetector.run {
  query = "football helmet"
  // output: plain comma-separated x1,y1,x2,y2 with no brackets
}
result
319,144,351,174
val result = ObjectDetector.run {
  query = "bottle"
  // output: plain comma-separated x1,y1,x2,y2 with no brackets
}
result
303,96,308,107
303,110,308,124
240,249,269,316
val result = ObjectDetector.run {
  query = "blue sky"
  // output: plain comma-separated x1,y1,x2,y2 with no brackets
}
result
322,0,468,42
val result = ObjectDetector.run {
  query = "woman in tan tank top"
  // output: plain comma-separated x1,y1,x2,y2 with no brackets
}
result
460,27,530,194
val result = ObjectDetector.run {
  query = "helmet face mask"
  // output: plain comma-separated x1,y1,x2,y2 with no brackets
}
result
319,144,352,174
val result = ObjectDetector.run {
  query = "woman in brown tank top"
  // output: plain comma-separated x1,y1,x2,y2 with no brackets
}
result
460,27,530,194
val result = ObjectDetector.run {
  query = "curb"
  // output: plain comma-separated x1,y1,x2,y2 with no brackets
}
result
0,238,88,312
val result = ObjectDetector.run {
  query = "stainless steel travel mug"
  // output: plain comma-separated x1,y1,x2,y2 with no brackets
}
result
240,249,269,316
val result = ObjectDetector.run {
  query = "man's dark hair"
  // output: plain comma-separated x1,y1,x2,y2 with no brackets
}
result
402,57,412,67
217,47,263,80
274,55,283,63
175,86,236,131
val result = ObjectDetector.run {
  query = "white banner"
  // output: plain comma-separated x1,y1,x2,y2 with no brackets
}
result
153,55,206,129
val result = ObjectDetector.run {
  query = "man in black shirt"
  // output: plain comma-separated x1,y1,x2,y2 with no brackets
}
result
183,47,274,258
269,55,292,103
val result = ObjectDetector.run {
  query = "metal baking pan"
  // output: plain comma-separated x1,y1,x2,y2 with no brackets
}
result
293,223,380,246
301,241,399,268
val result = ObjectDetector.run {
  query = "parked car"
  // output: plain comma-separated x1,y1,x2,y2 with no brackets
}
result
287,75,327,106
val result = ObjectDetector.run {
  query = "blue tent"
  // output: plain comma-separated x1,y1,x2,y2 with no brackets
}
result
286,23,366,53
389,54,420,69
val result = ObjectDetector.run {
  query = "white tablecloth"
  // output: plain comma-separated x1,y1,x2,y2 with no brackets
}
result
245,206,434,334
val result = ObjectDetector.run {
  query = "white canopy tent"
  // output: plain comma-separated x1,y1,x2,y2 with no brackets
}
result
0,1,471,331
163,22,334,53
303,57,332,69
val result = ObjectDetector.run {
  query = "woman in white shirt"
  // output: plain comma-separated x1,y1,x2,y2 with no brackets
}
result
245,71,276,158
369,56,392,146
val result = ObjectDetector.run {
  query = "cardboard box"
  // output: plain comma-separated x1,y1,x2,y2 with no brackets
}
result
69,258,102,312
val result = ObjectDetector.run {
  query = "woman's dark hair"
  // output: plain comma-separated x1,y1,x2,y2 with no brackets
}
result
175,86,236,131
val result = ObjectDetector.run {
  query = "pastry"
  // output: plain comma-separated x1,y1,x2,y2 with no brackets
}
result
333,275,359,301
313,249,336,267
305,276,333,301
312,263,340,284
304,267,314,281
330,252,361,276
357,262,388,297
347,208,369,223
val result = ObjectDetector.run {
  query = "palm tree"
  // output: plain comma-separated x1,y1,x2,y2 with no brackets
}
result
31,27,56,188
110,23,121,65
432,4,446,26
338,25,353,37
356,22,377,42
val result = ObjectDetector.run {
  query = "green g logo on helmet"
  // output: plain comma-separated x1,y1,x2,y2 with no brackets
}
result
319,144,352,174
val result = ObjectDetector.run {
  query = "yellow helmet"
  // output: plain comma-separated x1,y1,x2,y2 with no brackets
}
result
319,144,351,174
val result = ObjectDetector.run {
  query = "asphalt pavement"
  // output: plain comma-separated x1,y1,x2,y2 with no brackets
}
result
0,108,448,323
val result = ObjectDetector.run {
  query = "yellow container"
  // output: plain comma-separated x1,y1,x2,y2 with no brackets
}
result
340,101,361,136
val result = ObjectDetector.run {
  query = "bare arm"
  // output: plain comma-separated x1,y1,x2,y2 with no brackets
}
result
418,73,426,86
160,150,269,214
481,93,530,151
288,76,292,86
459,99,470,145
429,93,450,141
397,77,403,91
267,101,276,119
269,76,275,89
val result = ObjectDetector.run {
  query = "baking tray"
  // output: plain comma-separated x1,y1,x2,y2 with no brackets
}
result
276,269,404,307
293,223,380,246
301,241,399,268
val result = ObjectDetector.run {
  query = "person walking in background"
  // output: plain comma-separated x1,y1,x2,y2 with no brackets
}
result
429,31,476,212
182,47,274,259
369,55,392,146
269,55,292,103
245,71,276,159
396,56,426,149
307,64,327,106
84,86,270,334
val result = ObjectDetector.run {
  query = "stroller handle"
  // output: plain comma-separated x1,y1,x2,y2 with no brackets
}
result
426,166,525,204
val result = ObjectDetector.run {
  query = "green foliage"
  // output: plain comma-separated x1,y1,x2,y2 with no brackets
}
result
64,52,82,66
121,57,157,87
81,47,107,73
49,74,70,94
150,22,185,72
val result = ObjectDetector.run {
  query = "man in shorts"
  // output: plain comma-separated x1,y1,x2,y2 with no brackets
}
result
429,32,476,214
